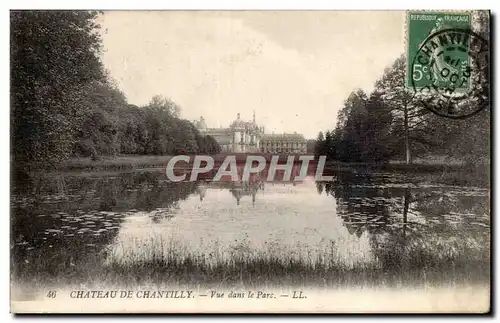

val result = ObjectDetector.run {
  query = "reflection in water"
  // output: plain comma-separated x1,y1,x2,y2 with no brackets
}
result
316,172,489,282
11,169,490,288
11,171,199,283
105,176,374,273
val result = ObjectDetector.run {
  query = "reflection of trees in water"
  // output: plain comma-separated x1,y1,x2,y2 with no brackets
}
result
317,172,490,284
318,172,396,238
316,181,324,195
11,171,200,281
13,171,199,211
88,172,199,213
120,172,199,215
229,180,265,206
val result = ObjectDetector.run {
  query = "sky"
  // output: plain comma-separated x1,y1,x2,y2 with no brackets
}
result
99,11,405,139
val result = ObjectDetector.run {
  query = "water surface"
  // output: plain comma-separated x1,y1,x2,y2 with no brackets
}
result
11,170,490,289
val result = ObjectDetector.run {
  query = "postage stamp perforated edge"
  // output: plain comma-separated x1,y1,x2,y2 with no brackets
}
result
403,9,476,90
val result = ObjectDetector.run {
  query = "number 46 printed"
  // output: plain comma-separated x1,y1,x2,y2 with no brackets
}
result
46,291,57,298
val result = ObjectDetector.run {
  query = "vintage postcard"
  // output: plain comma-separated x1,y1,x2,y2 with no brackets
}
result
10,10,490,313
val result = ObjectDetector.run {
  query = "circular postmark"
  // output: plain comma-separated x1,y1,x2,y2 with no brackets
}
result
410,28,489,119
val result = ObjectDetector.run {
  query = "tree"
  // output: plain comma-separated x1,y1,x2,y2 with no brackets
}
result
315,131,325,157
324,131,334,159
71,82,128,159
115,104,145,155
174,119,199,154
148,95,181,118
11,11,237,173
335,90,369,162
325,12,490,166
363,92,393,162
376,33,490,165
374,55,430,164
306,139,317,154
11,11,105,172
202,135,222,154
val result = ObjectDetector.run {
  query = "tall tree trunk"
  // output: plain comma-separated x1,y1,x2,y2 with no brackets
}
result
402,187,410,237
404,102,411,164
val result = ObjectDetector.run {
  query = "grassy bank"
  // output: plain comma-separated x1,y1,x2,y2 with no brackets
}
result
57,155,489,187
12,234,490,289
62,155,174,172
63,155,472,171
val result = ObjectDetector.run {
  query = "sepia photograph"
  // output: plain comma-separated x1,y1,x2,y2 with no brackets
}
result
10,9,490,313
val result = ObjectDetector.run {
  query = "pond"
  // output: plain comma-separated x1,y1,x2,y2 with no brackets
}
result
11,169,490,294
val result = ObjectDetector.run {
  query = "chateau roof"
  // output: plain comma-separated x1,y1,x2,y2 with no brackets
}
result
230,120,259,130
261,133,306,141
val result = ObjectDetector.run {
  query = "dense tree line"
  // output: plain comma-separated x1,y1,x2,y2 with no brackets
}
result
72,93,221,159
315,56,490,164
315,89,393,163
316,12,490,165
11,11,220,174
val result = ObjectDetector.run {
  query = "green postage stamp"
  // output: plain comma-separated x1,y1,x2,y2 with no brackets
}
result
406,10,489,119
406,11,471,91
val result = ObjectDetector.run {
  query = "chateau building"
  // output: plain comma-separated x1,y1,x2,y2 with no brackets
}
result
195,112,264,153
259,133,307,153
195,112,307,154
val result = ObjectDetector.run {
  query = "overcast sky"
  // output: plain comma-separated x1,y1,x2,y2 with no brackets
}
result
99,11,405,139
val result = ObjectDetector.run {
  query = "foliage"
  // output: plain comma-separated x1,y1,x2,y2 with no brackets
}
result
317,44,489,165
11,11,221,173
11,11,105,171
316,90,392,163
306,139,317,154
